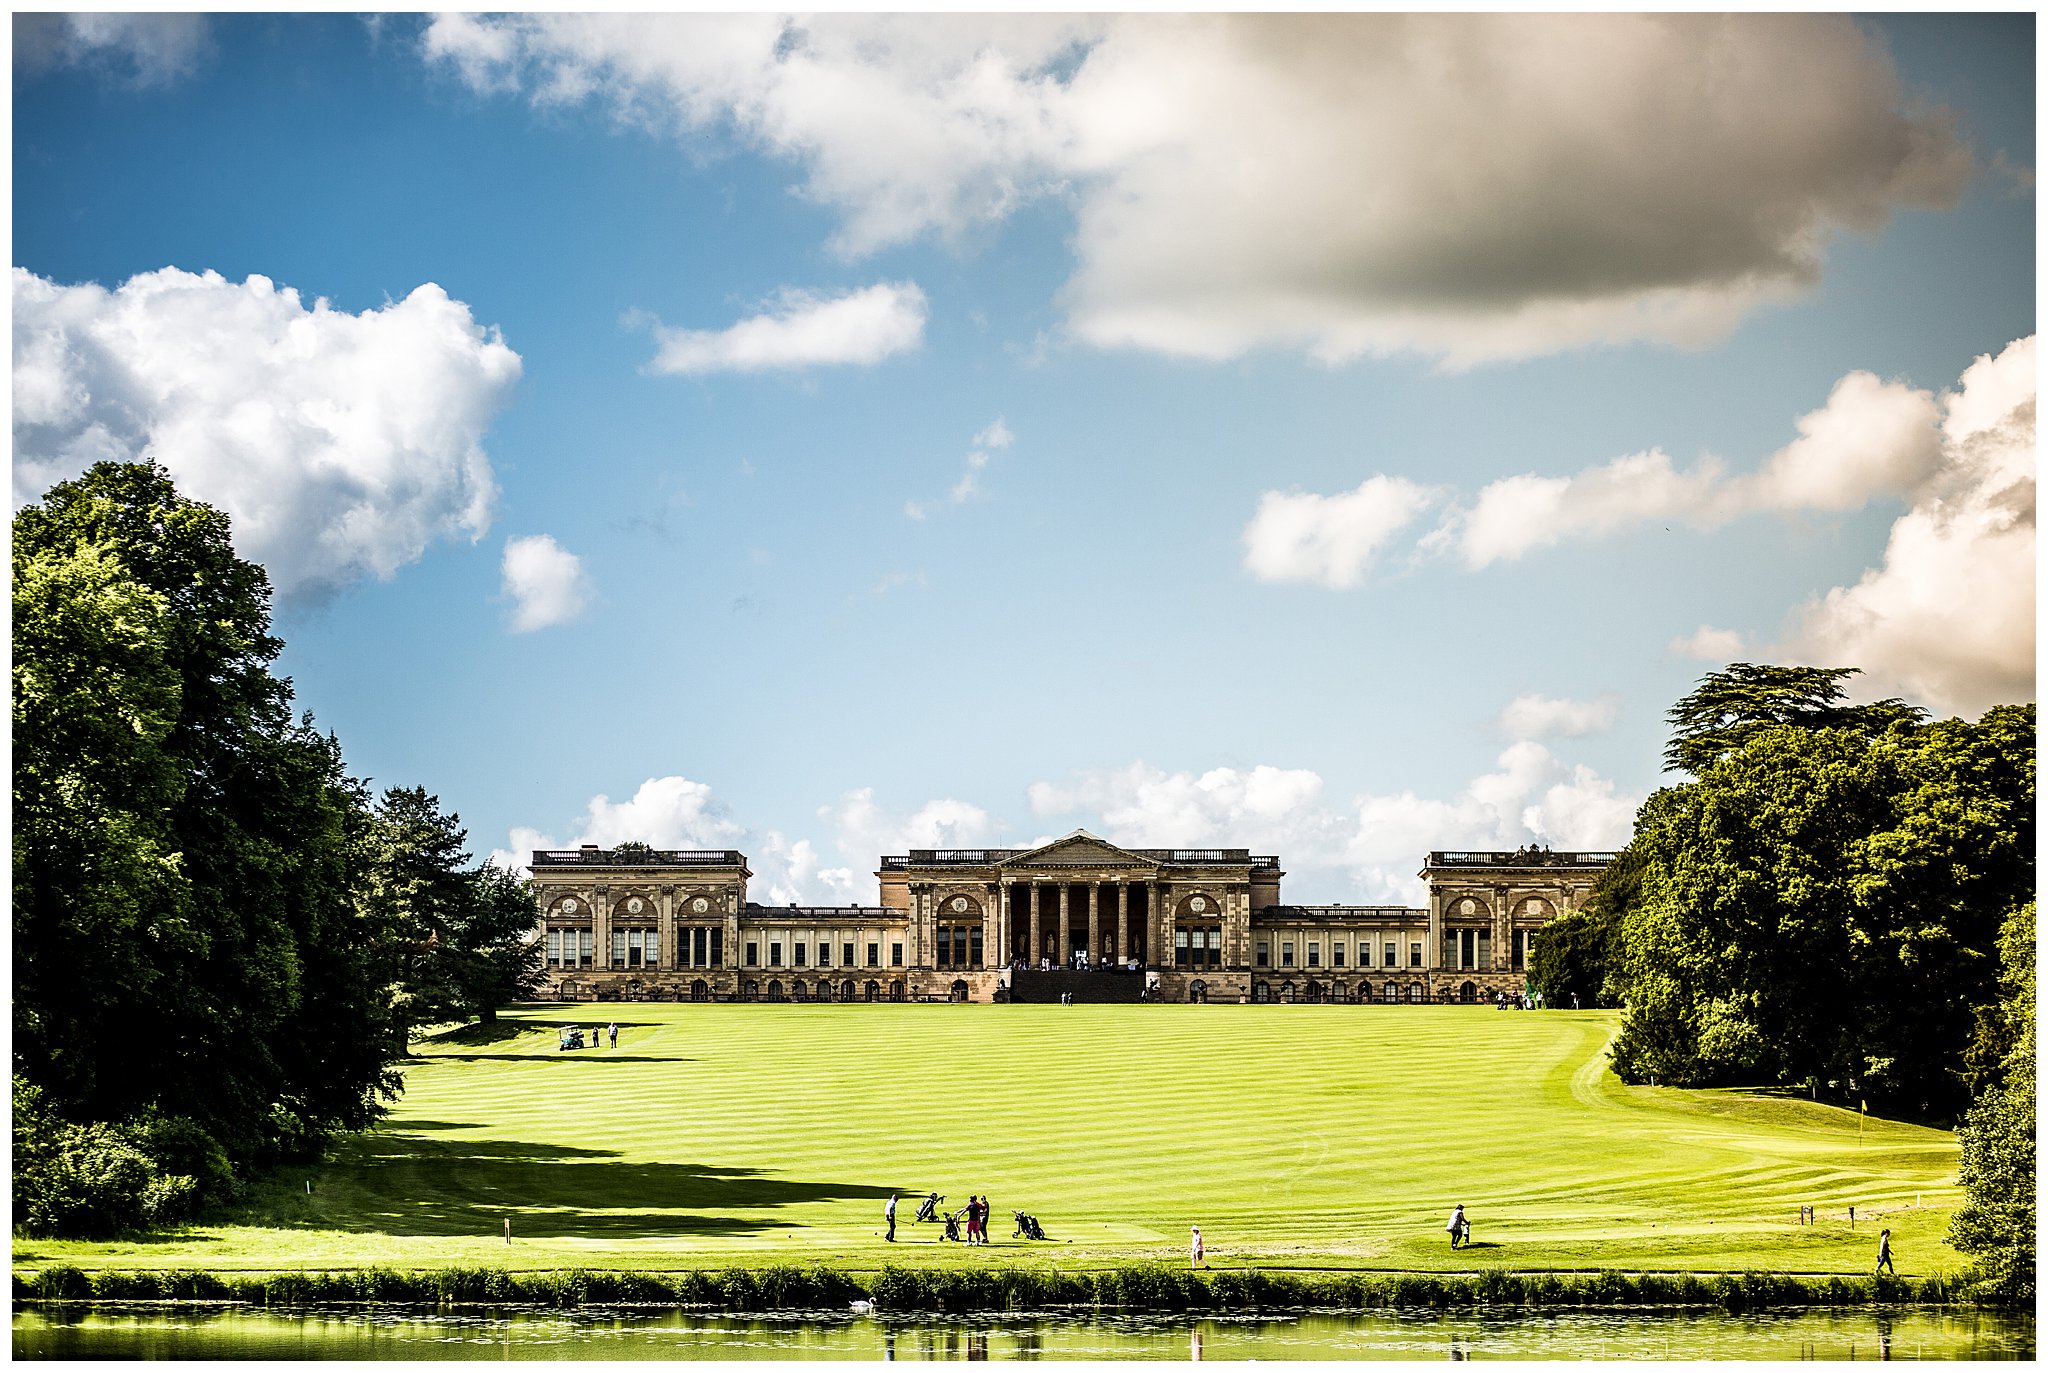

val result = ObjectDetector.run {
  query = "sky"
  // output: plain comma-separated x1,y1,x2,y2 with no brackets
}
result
12,12,2037,906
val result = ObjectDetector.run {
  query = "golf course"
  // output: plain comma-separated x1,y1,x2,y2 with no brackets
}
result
12,1004,1965,1279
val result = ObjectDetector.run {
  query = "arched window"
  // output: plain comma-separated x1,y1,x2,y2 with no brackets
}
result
890,979,906,1002
790,979,806,1001
865,980,881,1002
1279,980,1296,1003
742,980,759,1002
1356,982,1371,1004
691,979,709,1002
842,979,857,1002
950,979,969,1002
1460,980,1478,1004
1189,978,1207,1004
768,979,786,1002
1252,981,1271,1004
1407,983,1424,1003
1305,980,1323,1004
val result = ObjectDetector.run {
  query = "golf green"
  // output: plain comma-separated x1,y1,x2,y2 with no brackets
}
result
13,1005,1964,1277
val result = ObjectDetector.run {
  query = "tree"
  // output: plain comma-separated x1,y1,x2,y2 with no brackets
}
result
1948,901,2036,1303
1528,843,1647,1008
13,461,401,1210
361,787,543,1035
1662,662,1923,776
1610,702,2034,1117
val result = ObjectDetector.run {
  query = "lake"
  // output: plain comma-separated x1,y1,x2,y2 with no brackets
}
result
12,1303,2033,1360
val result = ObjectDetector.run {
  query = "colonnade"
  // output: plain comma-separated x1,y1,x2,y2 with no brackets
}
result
993,878,1161,967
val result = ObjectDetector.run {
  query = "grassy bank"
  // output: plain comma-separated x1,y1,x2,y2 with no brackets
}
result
15,1261,1979,1313
14,1005,1963,1277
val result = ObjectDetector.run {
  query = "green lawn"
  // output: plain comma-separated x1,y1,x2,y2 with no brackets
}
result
14,1005,1964,1278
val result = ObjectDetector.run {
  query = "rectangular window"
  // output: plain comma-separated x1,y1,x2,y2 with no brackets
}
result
1175,927,1190,967
710,928,724,967
546,929,561,967
770,942,783,967
1512,929,1526,971
1282,941,1295,968
1444,931,1459,969
694,927,709,966
1206,928,1221,968
1307,942,1320,968
868,942,880,967
612,931,628,968
970,926,983,967
843,942,855,967
645,929,659,967
746,941,759,967
1256,941,1269,968
578,929,593,968
1332,943,1346,968
1477,928,1492,969
794,942,806,967
1386,941,1398,968
1409,941,1422,968
891,942,904,967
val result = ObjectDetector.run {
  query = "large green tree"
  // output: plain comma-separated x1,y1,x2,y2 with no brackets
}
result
361,787,543,1034
1528,842,1648,1009
14,462,401,1189
1609,697,2034,1117
1948,901,2036,1303
1661,662,1924,775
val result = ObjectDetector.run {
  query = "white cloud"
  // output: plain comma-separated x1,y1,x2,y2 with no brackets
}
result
1495,694,1619,740
1669,625,1748,661
1781,336,2035,715
1733,370,1944,511
426,14,1968,367
15,13,211,86
905,418,1015,522
1029,749,1639,905
13,267,520,600
647,282,927,375
500,534,592,632
1241,476,1437,588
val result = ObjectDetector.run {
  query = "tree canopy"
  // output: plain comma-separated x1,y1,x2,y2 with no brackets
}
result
1611,668,2033,1119
14,461,540,1236
1661,662,1924,775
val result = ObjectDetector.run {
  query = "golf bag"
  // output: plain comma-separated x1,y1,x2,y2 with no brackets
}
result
943,1208,965,1243
1012,1211,1046,1241
915,1193,942,1223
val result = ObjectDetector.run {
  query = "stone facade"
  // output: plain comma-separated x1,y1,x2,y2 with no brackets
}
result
531,832,1613,1004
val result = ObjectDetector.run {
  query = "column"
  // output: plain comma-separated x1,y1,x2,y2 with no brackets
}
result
1057,883,1071,963
724,890,741,971
988,885,1004,970
1116,882,1129,964
1156,885,1174,972
1494,885,1511,971
1086,881,1100,961
595,886,612,973
1028,881,1042,966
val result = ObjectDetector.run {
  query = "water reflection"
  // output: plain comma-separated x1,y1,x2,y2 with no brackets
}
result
12,1303,2034,1361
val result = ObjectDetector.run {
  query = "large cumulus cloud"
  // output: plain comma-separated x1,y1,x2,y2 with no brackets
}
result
423,13,1968,366
13,267,521,600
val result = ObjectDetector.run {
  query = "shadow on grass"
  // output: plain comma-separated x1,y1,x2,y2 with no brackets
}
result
418,1053,700,1065
299,1134,901,1240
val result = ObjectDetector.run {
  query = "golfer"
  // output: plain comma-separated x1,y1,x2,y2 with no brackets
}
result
1446,1204,1467,1249
885,1193,897,1243
1875,1228,1894,1275
1190,1225,1206,1269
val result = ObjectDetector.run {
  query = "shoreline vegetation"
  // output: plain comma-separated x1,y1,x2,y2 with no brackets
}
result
13,1263,2015,1313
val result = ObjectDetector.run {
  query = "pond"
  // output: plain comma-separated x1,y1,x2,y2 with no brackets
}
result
13,1303,2033,1360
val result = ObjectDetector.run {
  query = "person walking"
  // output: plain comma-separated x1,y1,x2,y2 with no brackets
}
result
885,1193,897,1243
1875,1228,1895,1275
1190,1225,1206,1268
1446,1204,1467,1249
607,1022,618,1048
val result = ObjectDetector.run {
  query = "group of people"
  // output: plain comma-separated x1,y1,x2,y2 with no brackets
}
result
556,1022,620,1051
1493,990,1543,1011
886,1192,995,1244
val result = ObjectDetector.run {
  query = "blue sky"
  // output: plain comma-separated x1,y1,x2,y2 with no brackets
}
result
13,12,2036,904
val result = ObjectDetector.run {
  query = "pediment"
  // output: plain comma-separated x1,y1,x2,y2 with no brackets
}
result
1001,830,1159,871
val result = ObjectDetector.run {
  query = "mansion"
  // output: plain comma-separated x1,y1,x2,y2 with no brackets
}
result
534,831,1614,1005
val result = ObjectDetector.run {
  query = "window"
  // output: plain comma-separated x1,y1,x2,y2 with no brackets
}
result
1175,928,1190,967
611,929,657,968
970,926,983,967
746,942,759,967
546,929,563,967
1282,941,1295,968
1256,941,1269,968
867,942,880,967
1477,928,1491,969
711,928,724,967
1385,941,1398,968
794,943,806,967
770,941,784,967
843,942,855,967
1409,941,1422,968
817,942,830,968
891,942,904,967
1307,942,1320,968
693,927,710,966
1513,929,1526,971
